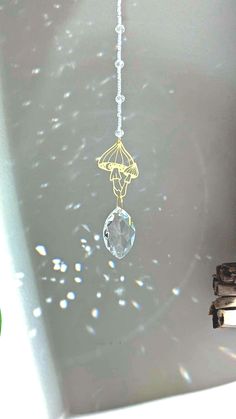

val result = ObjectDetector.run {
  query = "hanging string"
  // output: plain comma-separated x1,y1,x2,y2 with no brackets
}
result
115,0,125,139
97,0,139,209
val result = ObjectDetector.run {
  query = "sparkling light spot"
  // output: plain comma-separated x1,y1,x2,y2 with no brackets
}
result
32,160,39,168
33,307,42,318
103,274,110,282
72,110,80,118
65,203,73,210
74,277,82,283
131,300,141,310
120,275,125,282
219,346,236,360
64,91,71,98
191,296,199,303
114,287,125,296
91,308,99,318
85,245,92,254
75,262,82,272
52,258,60,264
108,260,115,269
100,76,112,86
96,292,102,298
35,244,47,256
46,297,52,303
136,280,144,287
32,68,41,75
86,325,96,335
59,300,68,309
60,262,68,272
179,365,192,384
152,259,159,264
22,100,32,107
65,29,73,38
172,288,180,296
67,292,76,300
40,182,49,188
118,299,126,306
94,234,100,241
82,224,91,232
52,122,63,130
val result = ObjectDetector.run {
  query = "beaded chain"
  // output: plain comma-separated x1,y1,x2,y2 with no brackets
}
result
115,0,125,139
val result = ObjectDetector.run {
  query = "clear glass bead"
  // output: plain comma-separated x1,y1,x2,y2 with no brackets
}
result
103,207,135,259
115,24,125,34
115,59,124,69
116,95,125,104
115,128,124,138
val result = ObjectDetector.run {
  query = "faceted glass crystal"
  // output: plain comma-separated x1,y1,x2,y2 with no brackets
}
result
103,207,136,259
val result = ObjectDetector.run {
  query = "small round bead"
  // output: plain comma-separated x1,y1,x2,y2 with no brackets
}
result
115,129,124,138
115,60,124,69
115,95,125,104
115,24,125,34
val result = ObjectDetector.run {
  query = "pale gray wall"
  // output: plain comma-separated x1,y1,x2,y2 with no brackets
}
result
1,0,236,416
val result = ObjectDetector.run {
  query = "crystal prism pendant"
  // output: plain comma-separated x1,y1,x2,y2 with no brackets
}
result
103,207,136,259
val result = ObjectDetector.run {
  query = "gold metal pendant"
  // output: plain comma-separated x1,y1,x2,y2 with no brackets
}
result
97,138,139,207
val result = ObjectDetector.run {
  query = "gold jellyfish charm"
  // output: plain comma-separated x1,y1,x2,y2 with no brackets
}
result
97,138,139,259
97,138,139,207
